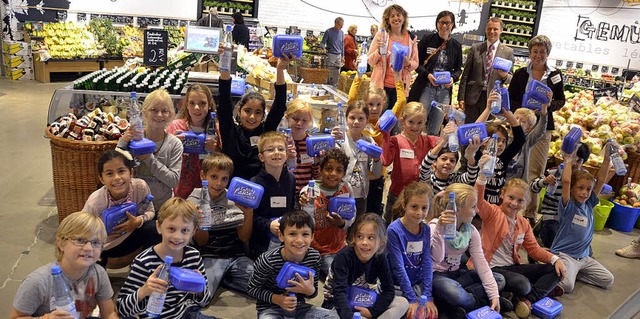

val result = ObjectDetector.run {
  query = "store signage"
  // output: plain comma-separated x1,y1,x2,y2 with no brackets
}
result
144,29,168,67
566,61,574,68
576,62,584,69
612,67,620,74
556,60,563,67
630,93,640,113
592,65,599,72
593,87,618,99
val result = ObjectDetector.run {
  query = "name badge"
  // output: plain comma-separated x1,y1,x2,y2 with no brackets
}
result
300,154,313,164
357,152,369,161
551,74,561,85
572,214,588,228
407,241,423,253
250,136,260,146
446,255,462,265
516,234,525,244
426,47,437,55
400,149,414,159
270,196,287,208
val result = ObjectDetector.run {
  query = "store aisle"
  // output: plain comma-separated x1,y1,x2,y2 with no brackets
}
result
0,77,638,318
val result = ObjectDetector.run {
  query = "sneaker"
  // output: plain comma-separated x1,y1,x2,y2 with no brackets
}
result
548,285,565,298
499,296,514,313
514,298,532,319
615,239,640,259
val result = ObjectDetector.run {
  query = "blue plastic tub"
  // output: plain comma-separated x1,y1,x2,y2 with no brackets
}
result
457,122,488,146
433,71,451,85
348,286,378,309
532,297,563,319
378,110,397,132
329,197,356,220
227,177,264,209
608,202,640,232
466,306,501,319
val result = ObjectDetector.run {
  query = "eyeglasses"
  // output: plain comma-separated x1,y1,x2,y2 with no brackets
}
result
262,147,287,154
64,237,104,248
438,21,453,26
147,107,172,115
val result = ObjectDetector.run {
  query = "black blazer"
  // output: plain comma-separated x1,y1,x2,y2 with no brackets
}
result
408,33,462,102
508,66,565,131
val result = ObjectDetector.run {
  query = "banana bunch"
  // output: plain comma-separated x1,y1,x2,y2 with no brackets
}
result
41,22,100,59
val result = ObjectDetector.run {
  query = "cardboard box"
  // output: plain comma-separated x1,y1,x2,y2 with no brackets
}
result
2,40,32,56
3,54,34,69
5,66,35,80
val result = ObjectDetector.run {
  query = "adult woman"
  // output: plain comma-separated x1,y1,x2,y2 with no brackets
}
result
343,24,358,72
507,35,565,221
408,10,462,135
231,12,249,48
369,4,419,111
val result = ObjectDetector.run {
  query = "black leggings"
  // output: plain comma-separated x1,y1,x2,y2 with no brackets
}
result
492,263,561,303
99,220,161,267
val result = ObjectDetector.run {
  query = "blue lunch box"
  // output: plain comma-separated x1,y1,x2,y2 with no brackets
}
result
102,202,137,234
129,138,156,156
348,286,378,309
433,71,451,85
227,177,264,209
180,131,206,154
306,134,335,157
492,56,513,72
169,267,206,293
561,126,582,154
500,87,510,111
466,306,501,319
390,42,409,72
231,77,246,96
527,79,551,103
329,196,356,220
532,297,563,319
522,93,543,110
355,140,382,158
378,109,397,132
273,35,303,58
457,122,488,146
276,262,316,289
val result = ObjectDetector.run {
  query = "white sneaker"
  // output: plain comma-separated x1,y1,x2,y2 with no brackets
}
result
615,239,640,259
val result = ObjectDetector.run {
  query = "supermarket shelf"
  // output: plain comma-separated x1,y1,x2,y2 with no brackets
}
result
492,3,537,12
506,43,528,49
217,11,252,17
231,0,254,3
494,16,535,25
503,30,532,37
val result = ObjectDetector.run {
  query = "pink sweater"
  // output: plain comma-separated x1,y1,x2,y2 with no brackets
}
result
368,30,418,92
429,220,499,301
381,132,438,196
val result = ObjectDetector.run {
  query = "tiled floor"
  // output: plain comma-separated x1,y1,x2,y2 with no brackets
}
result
0,77,638,318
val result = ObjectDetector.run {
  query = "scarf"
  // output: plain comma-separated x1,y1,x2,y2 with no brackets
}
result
447,222,472,250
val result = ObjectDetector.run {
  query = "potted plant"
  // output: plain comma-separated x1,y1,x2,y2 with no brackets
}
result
244,4,251,15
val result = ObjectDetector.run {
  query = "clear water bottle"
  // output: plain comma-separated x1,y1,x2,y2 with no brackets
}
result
324,117,335,134
277,116,289,134
336,102,347,144
146,255,173,318
303,181,315,216
353,312,362,319
448,115,460,152
444,193,457,240
608,139,628,176
379,28,388,56
415,295,429,319
129,91,143,131
491,80,502,114
206,112,217,154
287,93,294,102
200,180,213,230
51,265,79,319
284,292,297,319
245,84,252,93
358,42,369,74
286,128,297,171
220,25,233,73
482,134,499,177
432,101,465,122
138,194,155,215
545,163,564,195
311,84,319,97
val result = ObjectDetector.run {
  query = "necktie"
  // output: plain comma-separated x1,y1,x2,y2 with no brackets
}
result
484,43,494,86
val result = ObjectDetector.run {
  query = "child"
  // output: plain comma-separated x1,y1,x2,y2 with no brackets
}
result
429,184,506,317
550,147,615,293
246,210,336,318
10,212,117,319
167,84,217,199
250,131,297,259
117,197,214,318
348,70,405,215
419,124,482,193
82,149,160,267
475,171,566,319
284,99,320,203
119,88,183,209
473,91,526,204
188,153,254,296
387,182,439,319
332,100,383,216
298,147,355,278
323,213,409,319
381,101,439,223
218,54,292,181
530,143,590,248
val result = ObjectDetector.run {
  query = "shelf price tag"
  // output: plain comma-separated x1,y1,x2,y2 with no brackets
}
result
144,29,168,67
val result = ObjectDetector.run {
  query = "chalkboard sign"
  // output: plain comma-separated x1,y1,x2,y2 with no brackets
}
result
612,67,620,74
592,65,599,72
57,11,67,22
566,61,574,68
179,20,190,26
556,60,563,67
601,66,609,73
138,17,161,27
164,19,179,27
630,93,640,113
593,87,618,99
96,14,133,24
576,62,584,69
144,29,168,67
306,30,314,37
77,13,87,21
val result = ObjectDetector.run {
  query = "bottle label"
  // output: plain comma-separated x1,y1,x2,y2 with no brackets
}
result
233,187,257,201
146,293,166,315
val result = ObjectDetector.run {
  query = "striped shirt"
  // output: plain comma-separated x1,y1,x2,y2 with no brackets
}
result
530,169,562,221
419,152,479,193
247,247,321,313
293,136,320,203
116,246,212,318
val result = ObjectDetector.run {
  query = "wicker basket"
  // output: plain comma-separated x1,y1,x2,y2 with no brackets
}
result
297,67,328,85
46,129,117,222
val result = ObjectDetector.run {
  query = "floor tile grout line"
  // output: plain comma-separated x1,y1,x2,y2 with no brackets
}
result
0,207,57,290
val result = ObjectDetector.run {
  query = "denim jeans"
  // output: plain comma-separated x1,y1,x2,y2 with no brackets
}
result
539,220,560,248
204,256,254,296
330,296,409,319
258,303,338,319
432,269,505,311
319,254,336,280
492,263,561,303
183,306,219,319
383,193,399,225
419,85,450,136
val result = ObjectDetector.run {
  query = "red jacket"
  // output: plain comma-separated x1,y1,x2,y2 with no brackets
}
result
343,34,357,71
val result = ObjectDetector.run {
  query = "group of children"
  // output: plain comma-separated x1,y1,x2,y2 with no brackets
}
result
10,53,623,319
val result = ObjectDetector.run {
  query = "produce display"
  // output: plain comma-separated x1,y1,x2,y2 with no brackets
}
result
613,179,640,208
303,34,323,52
120,25,144,58
89,18,121,57
165,26,185,49
30,22,101,59
238,50,293,84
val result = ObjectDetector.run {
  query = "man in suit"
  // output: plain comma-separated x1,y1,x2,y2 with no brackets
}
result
458,17,514,123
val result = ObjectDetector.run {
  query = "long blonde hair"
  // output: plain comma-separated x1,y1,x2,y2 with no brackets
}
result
142,88,175,128
428,183,477,222
391,181,432,221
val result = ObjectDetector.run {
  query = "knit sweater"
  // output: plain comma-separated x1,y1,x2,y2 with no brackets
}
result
506,112,548,182
382,132,439,196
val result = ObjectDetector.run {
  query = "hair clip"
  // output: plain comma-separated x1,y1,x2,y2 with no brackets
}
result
115,147,134,161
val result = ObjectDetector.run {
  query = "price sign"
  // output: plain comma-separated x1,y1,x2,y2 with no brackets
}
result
556,60,563,67
601,66,609,73
630,93,640,113
612,67,620,74
144,29,168,67
576,62,584,69
566,61,574,68
592,65,599,72
307,30,314,37
593,87,618,99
